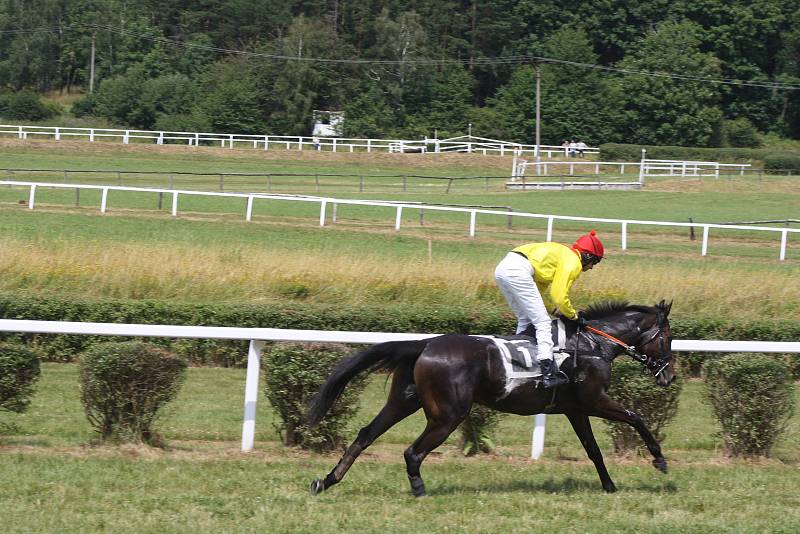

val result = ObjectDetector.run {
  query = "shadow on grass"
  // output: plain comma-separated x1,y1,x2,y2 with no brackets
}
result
433,476,679,495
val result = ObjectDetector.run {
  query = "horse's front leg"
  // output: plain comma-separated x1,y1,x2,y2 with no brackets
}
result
586,393,667,473
565,412,617,493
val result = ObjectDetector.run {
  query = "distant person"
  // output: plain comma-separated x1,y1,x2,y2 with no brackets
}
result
577,140,587,158
561,140,569,157
312,136,321,151
568,140,577,158
494,230,605,388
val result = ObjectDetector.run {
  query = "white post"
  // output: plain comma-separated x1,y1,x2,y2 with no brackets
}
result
780,229,788,261
621,221,628,250
123,131,130,144
469,210,476,237
241,339,264,452
171,192,179,216
333,138,337,152
229,135,234,149
702,226,709,256
319,200,327,226
531,414,546,459
263,135,269,150
55,127,60,141
28,184,36,209
246,195,254,221
90,129,95,142
395,206,403,231
100,187,108,213
546,216,554,241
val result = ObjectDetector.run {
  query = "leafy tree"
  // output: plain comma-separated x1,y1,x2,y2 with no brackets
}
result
612,21,724,146
193,59,266,133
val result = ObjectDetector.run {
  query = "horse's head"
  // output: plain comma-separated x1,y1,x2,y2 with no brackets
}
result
635,300,675,387
582,299,676,386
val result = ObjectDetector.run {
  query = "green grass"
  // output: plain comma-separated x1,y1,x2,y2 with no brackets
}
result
2,364,800,532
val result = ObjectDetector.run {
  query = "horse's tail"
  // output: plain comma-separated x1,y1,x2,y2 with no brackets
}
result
307,338,430,426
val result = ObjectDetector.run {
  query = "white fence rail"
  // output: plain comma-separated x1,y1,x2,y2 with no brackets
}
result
3,180,796,261
0,124,598,158
513,158,750,181
1,318,798,456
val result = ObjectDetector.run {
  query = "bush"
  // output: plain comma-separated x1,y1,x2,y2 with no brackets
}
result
703,354,794,457
0,342,41,414
263,342,366,452
722,118,761,148
79,341,187,445
763,152,800,173
459,404,503,456
0,90,58,121
604,359,682,454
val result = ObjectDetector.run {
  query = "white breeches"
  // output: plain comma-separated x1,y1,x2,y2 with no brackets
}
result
494,252,554,361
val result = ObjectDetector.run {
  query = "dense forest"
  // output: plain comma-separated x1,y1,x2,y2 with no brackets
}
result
2,0,800,146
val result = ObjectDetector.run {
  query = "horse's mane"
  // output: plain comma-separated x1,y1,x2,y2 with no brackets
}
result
582,300,662,320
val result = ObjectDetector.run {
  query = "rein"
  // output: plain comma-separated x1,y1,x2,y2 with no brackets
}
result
583,324,669,377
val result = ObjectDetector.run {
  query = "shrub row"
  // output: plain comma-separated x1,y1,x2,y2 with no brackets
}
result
763,153,800,173
598,143,788,165
2,293,797,366
2,340,795,457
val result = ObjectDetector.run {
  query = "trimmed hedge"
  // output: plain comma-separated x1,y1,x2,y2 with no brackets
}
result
599,143,781,165
604,359,682,454
459,405,503,456
79,341,187,445
703,354,794,457
764,153,800,173
263,342,365,452
0,342,41,414
1,293,798,365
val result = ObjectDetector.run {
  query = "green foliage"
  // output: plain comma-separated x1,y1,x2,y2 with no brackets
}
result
0,90,58,120
1,293,799,365
0,342,41,414
459,404,503,456
263,342,366,451
722,118,762,148
604,359,682,454
612,21,724,147
79,341,186,445
764,152,800,172
599,142,778,164
703,354,794,457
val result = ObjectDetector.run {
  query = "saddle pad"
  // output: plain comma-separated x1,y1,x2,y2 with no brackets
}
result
491,334,571,379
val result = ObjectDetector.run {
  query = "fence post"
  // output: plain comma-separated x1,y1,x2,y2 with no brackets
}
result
246,195,254,221
219,174,224,192
531,414,546,459
780,229,788,261
469,210,476,237
171,192,179,217
319,200,327,226
63,170,69,183
241,339,264,452
546,216,554,241
395,206,403,230
621,221,628,250
100,187,108,213
332,203,337,223
701,226,709,256
28,184,36,209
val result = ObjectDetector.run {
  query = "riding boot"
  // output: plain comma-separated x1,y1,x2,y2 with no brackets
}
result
539,358,569,388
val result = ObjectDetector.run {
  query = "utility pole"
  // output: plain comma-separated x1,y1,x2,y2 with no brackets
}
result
535,62,541,159
89,32,96,93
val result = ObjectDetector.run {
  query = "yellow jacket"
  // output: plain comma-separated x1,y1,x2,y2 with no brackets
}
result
512,242,583,319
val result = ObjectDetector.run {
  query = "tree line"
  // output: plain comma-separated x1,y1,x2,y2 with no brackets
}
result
1,0,800,146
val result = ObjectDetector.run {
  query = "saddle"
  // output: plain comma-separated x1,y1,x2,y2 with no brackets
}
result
491,319,572,379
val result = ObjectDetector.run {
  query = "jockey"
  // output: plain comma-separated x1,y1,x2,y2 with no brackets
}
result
494,230,604,388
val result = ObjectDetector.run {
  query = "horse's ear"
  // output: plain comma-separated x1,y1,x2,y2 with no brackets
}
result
658,299,673,316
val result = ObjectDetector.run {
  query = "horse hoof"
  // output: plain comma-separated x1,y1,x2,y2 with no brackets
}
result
310,479,325,495
653,458,668,473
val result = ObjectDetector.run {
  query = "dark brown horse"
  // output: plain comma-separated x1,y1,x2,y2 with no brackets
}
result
308,300,675,496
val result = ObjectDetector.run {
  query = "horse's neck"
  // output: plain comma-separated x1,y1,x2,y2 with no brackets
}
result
565,312,649,354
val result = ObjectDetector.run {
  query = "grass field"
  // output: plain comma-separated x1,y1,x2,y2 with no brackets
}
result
1,364,799,532
1,140,800,531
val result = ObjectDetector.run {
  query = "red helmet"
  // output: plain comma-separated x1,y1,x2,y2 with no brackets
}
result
574,230,604,258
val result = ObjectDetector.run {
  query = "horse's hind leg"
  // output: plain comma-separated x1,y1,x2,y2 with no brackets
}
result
566,412,617,493
311,373,421,495
403,414,466,497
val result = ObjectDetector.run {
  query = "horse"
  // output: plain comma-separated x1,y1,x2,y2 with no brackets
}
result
307,300,675,496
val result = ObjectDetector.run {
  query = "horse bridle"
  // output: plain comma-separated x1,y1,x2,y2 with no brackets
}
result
583,317,671,378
